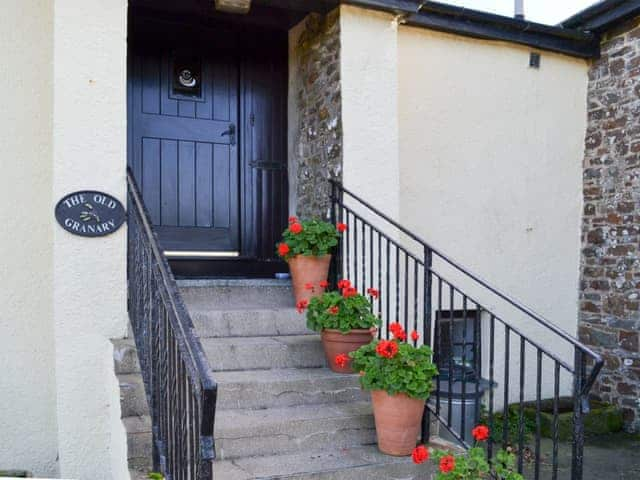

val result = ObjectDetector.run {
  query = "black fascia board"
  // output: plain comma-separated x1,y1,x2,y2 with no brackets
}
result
341,0,599,58
255,0,340,14
561,0,640,33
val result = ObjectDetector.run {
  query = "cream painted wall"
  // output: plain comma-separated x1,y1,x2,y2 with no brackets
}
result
339,6,588,402
52,1,129,478
340,5,400,219
397,27,587,358
0,1,58,476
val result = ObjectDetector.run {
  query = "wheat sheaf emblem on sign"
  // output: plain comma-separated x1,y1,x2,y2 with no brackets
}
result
79,203,101,223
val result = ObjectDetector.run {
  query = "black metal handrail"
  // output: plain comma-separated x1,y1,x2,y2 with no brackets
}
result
330,180,603,480
127,168,217,480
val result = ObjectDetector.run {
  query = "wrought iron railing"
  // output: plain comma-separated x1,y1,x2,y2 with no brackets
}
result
127,169,217,480
330,180,603,480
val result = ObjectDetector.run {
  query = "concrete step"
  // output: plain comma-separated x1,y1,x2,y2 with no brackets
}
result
119,373,149,417
212,445,434,479
118,367,364,414
215,401,376,460
129,468,155,480
191,307,310,338
179,279,294,311
215,368,367,410
124,415,152,469
114,338,140,374
202,335,326,371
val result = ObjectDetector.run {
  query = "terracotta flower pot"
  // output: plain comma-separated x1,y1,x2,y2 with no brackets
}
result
321,328,376,374
371,390,424,456
288,254,331,303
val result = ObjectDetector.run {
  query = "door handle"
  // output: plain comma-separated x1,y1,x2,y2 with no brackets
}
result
221,123,236,145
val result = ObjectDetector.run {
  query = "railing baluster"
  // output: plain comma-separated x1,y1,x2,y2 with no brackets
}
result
424,247,433,347
385,238,390,338
474,306,481,427
413,261,419,346
395,245,400,325
488,315,495,459
329,181,338,288
572,348,586,480
553,361,560,480
370,225,374,296
345,210,351,281
361,220,366,294
535,349,542,480
503,326,511,448
518,336,525,473
460,296,468,441
435,278,442,417
448,285,454,428
377,232,382,333
404,252,409,334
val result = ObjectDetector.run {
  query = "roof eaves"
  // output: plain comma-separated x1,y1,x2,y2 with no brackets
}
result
561,0,640,33
341,0,599,58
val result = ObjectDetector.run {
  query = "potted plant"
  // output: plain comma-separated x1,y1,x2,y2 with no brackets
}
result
350,323,438,456
412,424,524,480
302,280,381,373
276,216,347,304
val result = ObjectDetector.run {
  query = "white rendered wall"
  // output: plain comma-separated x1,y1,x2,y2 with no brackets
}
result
52,0,129,478
0,1,58,476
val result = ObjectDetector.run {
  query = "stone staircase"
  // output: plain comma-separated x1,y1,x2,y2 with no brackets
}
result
115,279,435,479
113,329,153,480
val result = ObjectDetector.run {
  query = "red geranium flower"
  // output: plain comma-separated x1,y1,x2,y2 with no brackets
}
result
288,216,298,224
411,330,420,342
439,455,455,473
290,222,303,234
411,445,429,464
376,340,399,359
296,299,309,313
390,322,407,341
304,282,314,291
337,222,348,233
472,424,490,442
366,287,379,299
335,353,349,368
342,287,358,298
278,243,290,257
327,305,340,315
319,280,329,289
337,279,351,289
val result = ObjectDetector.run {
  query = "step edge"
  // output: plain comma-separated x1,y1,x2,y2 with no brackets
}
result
213,445,432,479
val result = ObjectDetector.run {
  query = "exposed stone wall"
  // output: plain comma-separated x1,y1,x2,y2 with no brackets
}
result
579,18,640,431
291,9,342,220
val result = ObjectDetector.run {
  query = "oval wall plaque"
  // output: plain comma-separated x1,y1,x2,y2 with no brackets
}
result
55,191,126,237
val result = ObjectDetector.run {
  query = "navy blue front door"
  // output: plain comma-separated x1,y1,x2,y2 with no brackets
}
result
129,41,239,253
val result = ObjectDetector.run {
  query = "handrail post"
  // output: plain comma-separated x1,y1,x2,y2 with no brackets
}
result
423,245,433,347
421,245,434,443
571,347,586,480
329,181,342,289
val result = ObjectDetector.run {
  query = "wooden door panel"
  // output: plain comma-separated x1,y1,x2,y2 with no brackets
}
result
138,115,233,142
130,42,239,252
241,35,289,260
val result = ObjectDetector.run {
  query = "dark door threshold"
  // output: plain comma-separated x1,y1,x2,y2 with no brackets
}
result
170,258,288,278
